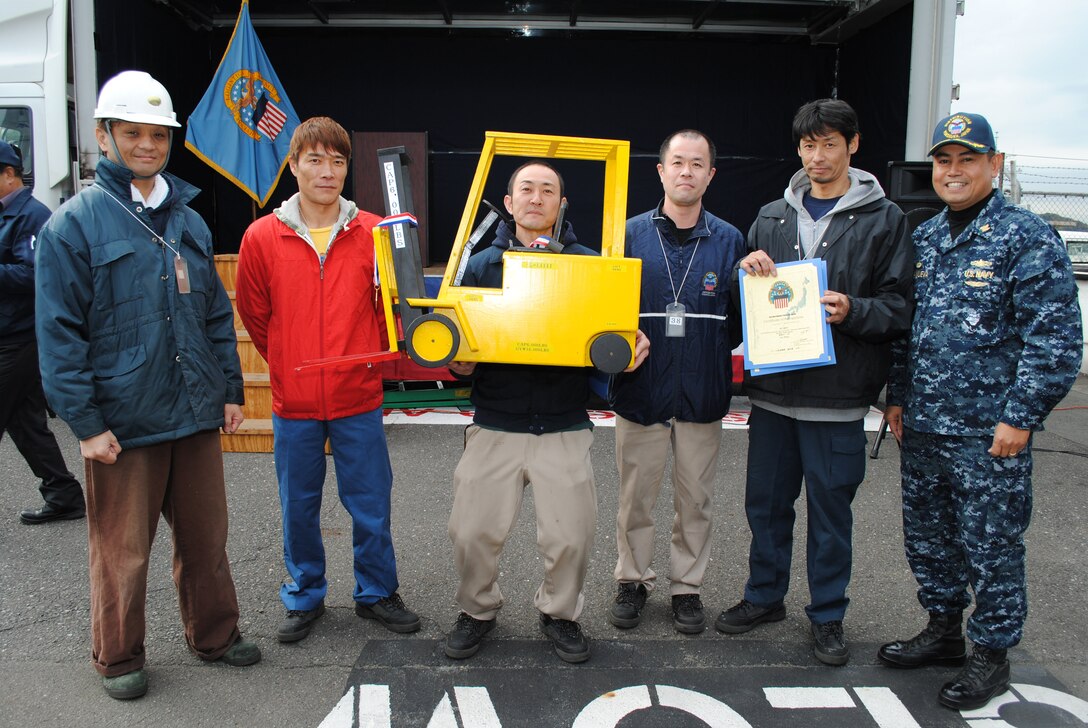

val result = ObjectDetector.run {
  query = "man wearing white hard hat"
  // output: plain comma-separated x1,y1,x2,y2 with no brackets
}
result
34,70,260,700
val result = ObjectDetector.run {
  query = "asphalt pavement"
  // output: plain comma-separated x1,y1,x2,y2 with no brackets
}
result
2,377,1086,728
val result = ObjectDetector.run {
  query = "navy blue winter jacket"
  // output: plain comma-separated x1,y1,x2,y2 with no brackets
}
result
0,187,51,345
35,157,242,448
612,205,746,424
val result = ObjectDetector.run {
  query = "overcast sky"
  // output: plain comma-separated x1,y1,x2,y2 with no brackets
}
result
951,0,1088,163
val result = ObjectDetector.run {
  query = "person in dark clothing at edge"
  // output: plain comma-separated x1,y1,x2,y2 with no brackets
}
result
0,139,85,524
716,99,913,666
607,130,746,635
442,160,648,664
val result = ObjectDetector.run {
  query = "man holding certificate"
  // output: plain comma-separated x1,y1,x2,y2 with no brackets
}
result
715,99,913,667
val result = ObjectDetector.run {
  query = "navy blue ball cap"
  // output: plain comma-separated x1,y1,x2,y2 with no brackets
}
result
928,113,997,156
0,140,21,170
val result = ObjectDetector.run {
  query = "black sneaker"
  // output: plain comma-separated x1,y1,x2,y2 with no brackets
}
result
355,593,421,633
714,599,786,634
539,614,590,664
671,594,706,634
812,620,849,666
444,612,495,659
277,603,326,643
609,582,648,629
938,645,1010,711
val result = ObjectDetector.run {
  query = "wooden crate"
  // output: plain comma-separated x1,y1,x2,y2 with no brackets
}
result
215,254,238,293
243,372,272,420
228,290,244,330
236,331,269,374
221,418,273,453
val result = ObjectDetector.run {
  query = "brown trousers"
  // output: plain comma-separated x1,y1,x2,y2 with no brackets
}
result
85,429,241,677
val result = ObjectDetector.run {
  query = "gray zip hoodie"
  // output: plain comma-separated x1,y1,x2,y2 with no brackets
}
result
785,167,886,259
274,192,359,260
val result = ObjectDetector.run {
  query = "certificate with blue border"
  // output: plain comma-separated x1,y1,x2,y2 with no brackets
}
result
739,258,836,376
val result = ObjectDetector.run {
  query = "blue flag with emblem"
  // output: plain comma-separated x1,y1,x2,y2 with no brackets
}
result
184,0,300,207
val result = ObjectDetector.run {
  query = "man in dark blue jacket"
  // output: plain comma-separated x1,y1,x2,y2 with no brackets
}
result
608,130,745,634
0,140,85,524
35,71,259,700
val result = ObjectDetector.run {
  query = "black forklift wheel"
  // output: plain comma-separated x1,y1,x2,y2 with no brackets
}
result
589,333,632,375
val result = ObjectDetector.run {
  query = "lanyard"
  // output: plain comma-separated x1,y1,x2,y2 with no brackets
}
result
655,227,700,305
96,184,181,259
96,184,192,294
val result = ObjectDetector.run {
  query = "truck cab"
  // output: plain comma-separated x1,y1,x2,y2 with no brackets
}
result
0,0,97,211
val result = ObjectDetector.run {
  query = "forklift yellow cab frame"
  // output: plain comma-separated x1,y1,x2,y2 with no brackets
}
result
372,131,642,374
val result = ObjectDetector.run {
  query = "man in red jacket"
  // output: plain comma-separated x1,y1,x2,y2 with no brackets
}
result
235,116,419,643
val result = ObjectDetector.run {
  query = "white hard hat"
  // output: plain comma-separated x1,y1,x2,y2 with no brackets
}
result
93,71,181,128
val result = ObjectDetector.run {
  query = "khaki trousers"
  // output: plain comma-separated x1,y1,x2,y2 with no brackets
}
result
613,416,722,595
448,426,596,621
85,430,241,677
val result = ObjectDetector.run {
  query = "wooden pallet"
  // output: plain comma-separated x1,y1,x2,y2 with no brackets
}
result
216,255,277,452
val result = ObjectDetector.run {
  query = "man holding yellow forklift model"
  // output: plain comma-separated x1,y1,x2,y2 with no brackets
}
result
443,160,648,664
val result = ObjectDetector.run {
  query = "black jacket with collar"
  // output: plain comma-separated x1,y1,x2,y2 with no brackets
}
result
733,195,913,409
457,221,597,434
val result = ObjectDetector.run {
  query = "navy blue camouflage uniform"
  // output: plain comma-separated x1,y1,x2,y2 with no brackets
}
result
887,189,1082,649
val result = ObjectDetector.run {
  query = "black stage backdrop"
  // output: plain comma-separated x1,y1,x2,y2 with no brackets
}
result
92,1,912,259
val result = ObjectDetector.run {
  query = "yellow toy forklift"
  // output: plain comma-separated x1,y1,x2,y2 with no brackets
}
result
373,131,642,375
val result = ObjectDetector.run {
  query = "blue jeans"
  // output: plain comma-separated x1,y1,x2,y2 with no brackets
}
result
272,408,398,609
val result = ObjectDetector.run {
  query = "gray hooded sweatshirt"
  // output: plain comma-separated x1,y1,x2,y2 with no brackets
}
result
785,166,887,261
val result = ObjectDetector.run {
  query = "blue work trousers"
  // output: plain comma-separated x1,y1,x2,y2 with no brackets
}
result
273,408,398,610
742,406,867,623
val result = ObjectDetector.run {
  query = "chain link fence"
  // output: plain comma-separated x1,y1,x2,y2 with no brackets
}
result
1003,158,1088,233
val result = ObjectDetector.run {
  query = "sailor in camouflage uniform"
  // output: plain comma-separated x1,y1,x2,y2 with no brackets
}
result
879,112,1083,712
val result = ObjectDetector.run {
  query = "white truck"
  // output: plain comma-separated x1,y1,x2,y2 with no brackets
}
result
0,0,98,210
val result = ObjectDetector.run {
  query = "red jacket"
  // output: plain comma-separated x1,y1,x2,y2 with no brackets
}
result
236,200,388,420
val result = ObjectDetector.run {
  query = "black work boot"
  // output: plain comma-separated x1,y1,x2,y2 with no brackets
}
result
938,644,1010,711
714,599,786,634
277,602,326,643
878,611,966,668
811,620,849,666
609,582,648,629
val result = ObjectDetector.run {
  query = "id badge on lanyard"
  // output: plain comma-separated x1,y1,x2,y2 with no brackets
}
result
666,302,686,337
174,255,191,294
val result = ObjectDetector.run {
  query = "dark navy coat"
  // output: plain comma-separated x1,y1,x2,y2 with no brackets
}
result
612,205,745,424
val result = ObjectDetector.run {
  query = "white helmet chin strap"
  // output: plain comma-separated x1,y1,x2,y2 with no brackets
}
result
104,119,172,180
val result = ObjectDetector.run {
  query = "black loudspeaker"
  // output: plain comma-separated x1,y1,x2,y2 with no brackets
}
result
886,161,944,227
